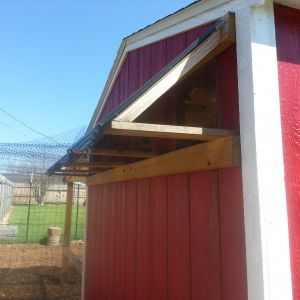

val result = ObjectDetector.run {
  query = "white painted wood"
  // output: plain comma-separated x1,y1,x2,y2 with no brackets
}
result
236,1,292,299
89,0,264,128
107,121,236,140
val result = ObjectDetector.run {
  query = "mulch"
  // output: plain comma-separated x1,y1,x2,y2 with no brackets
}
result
0,244,84,300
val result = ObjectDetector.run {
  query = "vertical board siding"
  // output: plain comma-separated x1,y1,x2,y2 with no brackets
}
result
149,177,168,300
86,173,228,299
167,174,191,300
114,182,126,299
218,168,248,300
217,45,240,129
189,171,222,300
124,180,137,300
86,171,247,299
275,5,300,299
98,24,213,121
85,22,247,300
136,179,151,299
84,186,95,299
217,44,247,299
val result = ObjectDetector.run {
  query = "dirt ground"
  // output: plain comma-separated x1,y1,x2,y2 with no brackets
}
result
0,243,84,300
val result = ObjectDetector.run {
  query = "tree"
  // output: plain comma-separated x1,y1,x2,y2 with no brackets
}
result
31,174,52,205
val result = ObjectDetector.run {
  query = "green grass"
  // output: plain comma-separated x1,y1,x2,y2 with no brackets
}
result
7,204,86,244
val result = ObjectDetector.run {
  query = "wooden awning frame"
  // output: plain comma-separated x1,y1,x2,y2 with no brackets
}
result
48,13,239,184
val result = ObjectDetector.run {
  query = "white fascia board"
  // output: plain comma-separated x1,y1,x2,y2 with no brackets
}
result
275,0,300,10
89,0,264,128
236,1,292,300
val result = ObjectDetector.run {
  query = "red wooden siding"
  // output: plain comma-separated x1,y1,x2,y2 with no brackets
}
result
217,44,247,300
85,23,247,300
275,5,300,299
98,23,212,120
85,169,246,300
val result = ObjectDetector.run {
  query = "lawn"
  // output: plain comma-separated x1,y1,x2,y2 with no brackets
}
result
7,204,86,243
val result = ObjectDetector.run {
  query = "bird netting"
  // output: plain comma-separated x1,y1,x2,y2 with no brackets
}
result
0,127,87,299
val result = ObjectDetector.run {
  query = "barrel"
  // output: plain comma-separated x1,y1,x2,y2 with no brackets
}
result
47,227,61,245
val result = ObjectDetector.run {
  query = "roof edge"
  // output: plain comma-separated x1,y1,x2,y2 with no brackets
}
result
89,0,264,128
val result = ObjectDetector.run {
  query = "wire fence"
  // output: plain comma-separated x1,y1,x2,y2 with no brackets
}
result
0,128,87,299
0,176,13,224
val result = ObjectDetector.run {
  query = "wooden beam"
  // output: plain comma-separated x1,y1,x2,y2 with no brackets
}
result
68,161,125,168
87,136,240,186
64,176,87,183
62,245,82,273
114,13,235,122
62,182,73,270
236,3,292,299
87,149,155,158
106,121,237,141
55,171,94,176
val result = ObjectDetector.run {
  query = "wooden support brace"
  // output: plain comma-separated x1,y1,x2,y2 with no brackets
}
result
106,121,237,141
87,136,240,186
72,149,155,158
64,176,87,183
68,161,125,168
62,182,73,270
62,245,83,273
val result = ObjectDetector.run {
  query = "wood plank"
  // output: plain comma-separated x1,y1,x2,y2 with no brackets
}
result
93,185,103,298
99,185,109,299
113,182,126,299
87,136,240,186
218,168,247,300
68,162,125,168
62,182,73,270
167,174,191,300
62,246,83,273
149,177,168,300
189,171,221,300
81,149,155,158
106,184,117,299
275,6,300,299
136,179,151,299
166,30,187,63
64,176,87,183
236,3,292,300
106,121,237,141
114,13,235,122
124,181,137,300
55,171,94,176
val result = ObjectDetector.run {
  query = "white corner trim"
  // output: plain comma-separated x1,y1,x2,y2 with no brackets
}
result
89,0,265,128
275,0,300,10
236,1,292,300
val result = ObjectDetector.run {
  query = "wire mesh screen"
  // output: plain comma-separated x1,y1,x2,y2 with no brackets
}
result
177,59,219,128
0,181,86,299
0,128,87,299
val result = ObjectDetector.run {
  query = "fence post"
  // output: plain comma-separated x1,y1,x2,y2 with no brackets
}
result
25,173,33,243
75,183,80,240
62,182,73,270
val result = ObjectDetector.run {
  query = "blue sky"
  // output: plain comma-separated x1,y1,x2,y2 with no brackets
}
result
0,0,194,143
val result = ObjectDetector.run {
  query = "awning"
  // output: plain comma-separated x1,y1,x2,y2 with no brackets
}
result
47,13,239,183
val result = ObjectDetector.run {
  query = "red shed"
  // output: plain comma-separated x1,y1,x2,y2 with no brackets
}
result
49,1,300,299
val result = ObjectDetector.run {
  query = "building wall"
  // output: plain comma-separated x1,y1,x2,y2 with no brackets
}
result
85,23,247,300
98,24,212,120
275,5,300,299
85,168,246,300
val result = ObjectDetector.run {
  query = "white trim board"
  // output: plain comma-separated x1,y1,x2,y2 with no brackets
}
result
235,1,292,299
89,0,264,128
